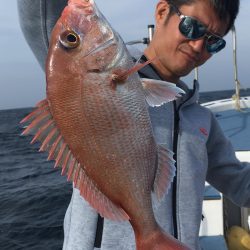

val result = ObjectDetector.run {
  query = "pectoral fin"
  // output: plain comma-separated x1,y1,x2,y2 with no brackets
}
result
141,78,185,107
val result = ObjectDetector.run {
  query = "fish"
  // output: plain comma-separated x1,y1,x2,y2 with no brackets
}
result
20,0,189,249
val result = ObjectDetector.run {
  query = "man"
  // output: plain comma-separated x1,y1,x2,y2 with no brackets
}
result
18,0,250,249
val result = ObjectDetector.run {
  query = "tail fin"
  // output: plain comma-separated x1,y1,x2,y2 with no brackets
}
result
136,228,190,250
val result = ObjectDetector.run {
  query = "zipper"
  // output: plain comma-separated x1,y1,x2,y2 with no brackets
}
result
172,101,179,239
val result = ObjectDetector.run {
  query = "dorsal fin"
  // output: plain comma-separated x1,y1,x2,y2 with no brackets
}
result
21,99,129,221
153,144,176,200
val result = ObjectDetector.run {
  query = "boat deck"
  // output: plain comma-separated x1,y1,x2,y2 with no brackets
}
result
200,236,228,250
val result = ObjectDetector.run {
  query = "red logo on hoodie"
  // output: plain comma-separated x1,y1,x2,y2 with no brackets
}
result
200,127,208,136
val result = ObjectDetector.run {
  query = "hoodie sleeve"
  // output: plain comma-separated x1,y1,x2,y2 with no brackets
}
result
63,187,98,250
17,0,67,70
206,113,250,207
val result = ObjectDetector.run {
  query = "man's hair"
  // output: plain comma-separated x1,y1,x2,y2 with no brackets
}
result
166,0,240,34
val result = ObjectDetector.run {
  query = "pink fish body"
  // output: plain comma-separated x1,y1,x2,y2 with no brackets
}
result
21,0,189,249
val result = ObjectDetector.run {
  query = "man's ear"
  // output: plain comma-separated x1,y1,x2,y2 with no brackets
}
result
155,0,170,25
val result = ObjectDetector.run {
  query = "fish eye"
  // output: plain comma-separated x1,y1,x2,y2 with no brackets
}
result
59,30,80,49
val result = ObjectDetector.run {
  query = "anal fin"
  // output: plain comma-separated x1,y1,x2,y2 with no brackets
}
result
75,168,129,221
153,144,176,200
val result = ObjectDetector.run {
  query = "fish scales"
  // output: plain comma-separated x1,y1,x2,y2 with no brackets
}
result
49,30,156,224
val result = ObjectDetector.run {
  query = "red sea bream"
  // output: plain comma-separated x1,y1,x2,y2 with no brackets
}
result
21,0,189,249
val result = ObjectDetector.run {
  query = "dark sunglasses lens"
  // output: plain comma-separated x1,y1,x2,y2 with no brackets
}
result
179,17,206,39
206,37,226,54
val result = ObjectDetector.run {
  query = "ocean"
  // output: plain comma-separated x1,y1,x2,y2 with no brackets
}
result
1,89,250,250
0,108,72,250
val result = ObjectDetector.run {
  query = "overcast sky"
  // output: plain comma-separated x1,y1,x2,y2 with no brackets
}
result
0,0,249,110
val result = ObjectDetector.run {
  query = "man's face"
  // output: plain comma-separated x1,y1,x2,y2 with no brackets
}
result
148,0,229,82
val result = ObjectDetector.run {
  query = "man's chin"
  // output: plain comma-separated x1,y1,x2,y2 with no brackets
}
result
175,67,195,78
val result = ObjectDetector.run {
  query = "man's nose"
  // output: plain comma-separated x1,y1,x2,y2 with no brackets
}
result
188,38,206,53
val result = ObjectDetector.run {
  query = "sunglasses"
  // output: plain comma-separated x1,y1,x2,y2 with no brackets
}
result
169,3,226,54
